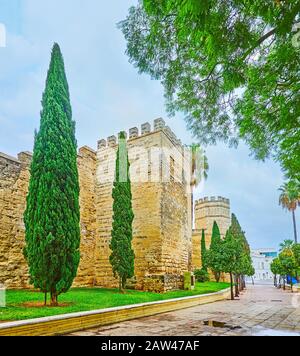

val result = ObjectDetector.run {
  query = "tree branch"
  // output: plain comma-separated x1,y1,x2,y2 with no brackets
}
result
241,28,277,62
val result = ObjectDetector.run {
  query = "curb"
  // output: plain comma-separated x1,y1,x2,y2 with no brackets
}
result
0,288,231,336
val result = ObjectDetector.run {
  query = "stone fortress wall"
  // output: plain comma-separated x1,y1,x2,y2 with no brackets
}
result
0,119,194,292
0,118,230,292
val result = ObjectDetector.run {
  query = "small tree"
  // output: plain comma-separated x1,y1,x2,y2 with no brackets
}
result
279,248,297,292
271,258,283,288
292,244,300,266
110,132,135,292
238,252,254,291
194,269,210,283
220,229,244,300
228,214,253,293
292,243,300,282
207,221,222,282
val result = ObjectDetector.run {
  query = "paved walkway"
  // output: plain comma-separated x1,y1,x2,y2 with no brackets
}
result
69,285,300,336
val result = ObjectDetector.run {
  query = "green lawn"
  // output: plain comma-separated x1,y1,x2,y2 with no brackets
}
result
0,282,229,322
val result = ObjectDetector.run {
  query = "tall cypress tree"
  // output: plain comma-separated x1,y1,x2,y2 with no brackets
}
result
208,221,222,282
24,44,80,306
201,229,207,272
110,132,135,292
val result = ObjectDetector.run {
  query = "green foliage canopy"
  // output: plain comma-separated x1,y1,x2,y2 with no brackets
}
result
271,257,284,277
119,0,300,181
279,247,298,281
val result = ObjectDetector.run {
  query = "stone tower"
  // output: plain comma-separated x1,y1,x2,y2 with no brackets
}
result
192,196,231,270
94,118,192,292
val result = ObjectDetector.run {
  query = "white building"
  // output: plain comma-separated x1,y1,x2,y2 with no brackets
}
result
250,248,278,282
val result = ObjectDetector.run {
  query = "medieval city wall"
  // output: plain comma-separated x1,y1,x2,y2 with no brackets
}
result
0,148,98,289
0,119,193,292
0,152,31,289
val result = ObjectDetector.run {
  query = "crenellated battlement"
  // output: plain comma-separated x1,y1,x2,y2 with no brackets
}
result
78,146,97,160
195,196,230,206
0,152,32,187
97,118,182,150
0,151,33,167
1,147,96,166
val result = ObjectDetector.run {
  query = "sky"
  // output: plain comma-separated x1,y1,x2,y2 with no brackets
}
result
0,0,298,250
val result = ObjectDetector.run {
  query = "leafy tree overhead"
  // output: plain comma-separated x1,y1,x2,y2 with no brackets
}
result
24,44,80,306
119,0,300,181
110,132,135,293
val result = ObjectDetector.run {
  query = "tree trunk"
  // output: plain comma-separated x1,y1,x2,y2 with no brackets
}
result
279,276,282,289
292,210,298,244
214,271,220,283
230,273,234,300
50,291,58,306
234,275,239,297
119,276,125,294
239,276,244,291
122,276,127,291
274,274,277,287
283,277,286,291
291,275,294,293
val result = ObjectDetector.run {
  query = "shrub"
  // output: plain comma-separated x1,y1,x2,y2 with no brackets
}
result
194,269,210,283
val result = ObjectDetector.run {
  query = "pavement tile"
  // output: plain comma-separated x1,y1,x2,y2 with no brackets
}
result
67,284,300,337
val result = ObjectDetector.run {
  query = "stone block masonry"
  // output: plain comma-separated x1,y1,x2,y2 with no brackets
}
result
0,152,31,289
94,122,192,291
0,120,193,292
0,148,98,289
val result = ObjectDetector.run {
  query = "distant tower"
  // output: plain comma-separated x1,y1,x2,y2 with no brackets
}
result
192,196,231,270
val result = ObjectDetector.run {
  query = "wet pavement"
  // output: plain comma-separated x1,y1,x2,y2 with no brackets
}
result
68,284,300,336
